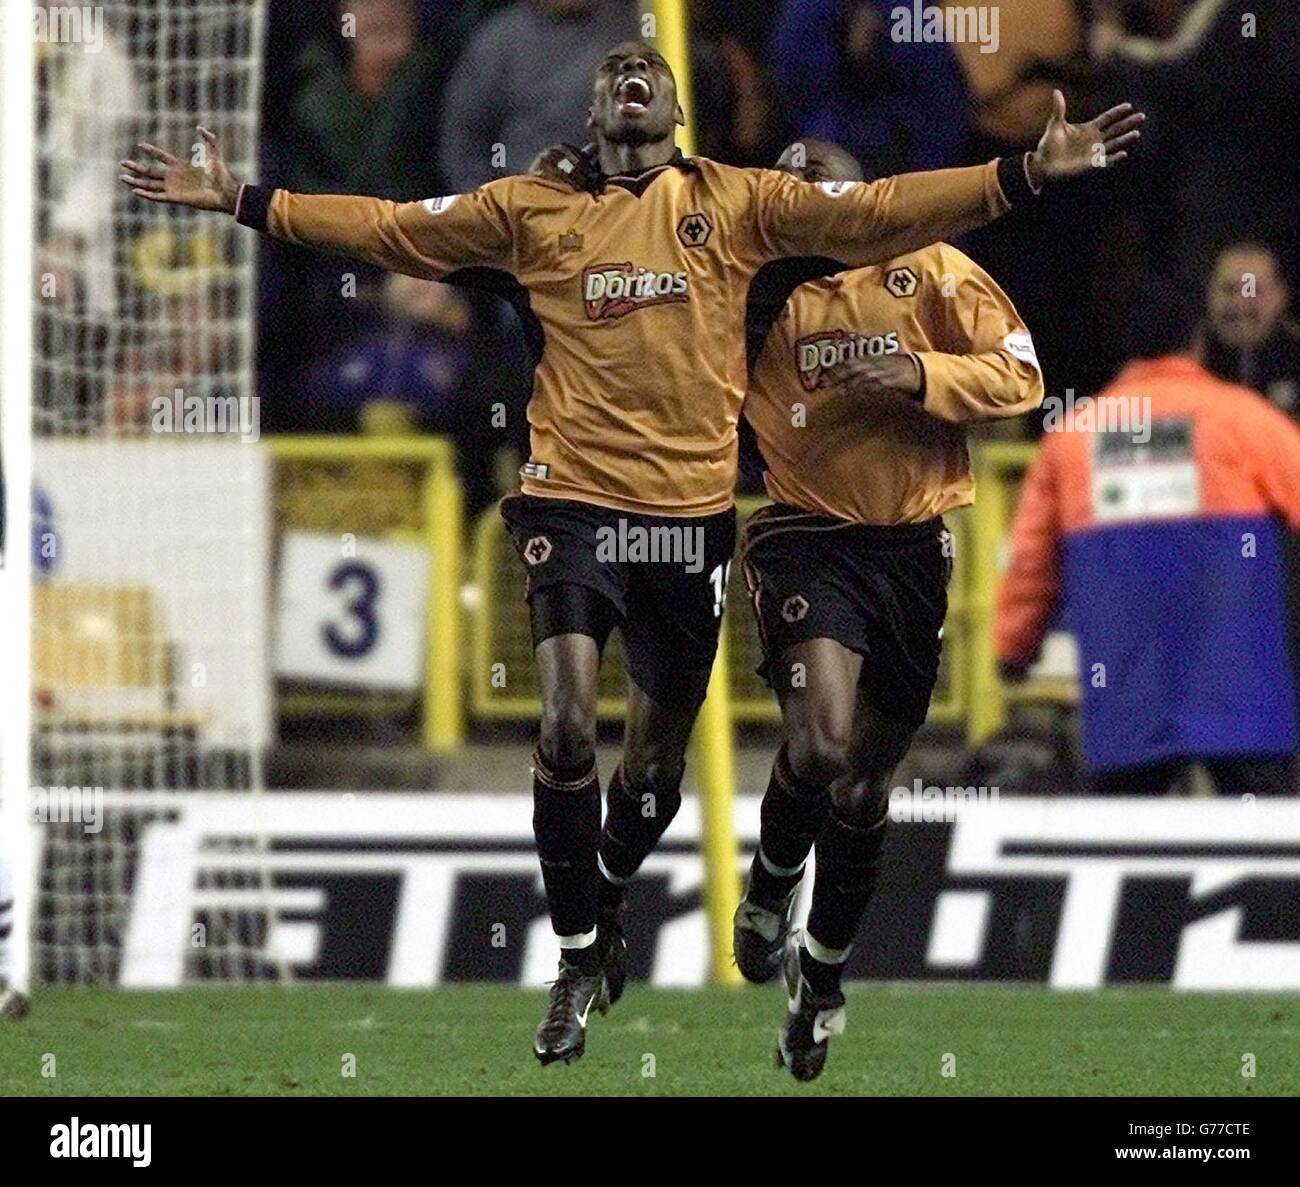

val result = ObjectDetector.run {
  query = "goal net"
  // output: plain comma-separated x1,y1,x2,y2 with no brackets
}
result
22,0,282,986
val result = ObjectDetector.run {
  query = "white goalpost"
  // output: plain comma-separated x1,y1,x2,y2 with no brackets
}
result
2,0,39,1004
7,0,286,989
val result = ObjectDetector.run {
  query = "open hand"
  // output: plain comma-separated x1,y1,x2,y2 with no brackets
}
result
1029,90,1144,185
119,127,241,213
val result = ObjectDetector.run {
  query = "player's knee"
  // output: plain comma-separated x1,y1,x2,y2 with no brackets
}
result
829,774,890,828
786,724,852,790
538,701,596,773
622,753,686,819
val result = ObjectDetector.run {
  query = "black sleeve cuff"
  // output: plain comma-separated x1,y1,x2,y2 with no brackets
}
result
996,154,1041,209
234,183,274,231
911,354,927,403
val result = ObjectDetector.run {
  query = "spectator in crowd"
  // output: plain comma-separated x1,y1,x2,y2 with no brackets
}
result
1091,0,1300,288
107,278,242,436
1200,243,1300,419
35,31,143,433
261,0,459,423
37,34,142,317
302,274,530,516
995,283,1300,795
952,0,1086,152
767,0,968,177
437,0,639,191
944,0,1113,410
284,0,450,199
688,1,790,167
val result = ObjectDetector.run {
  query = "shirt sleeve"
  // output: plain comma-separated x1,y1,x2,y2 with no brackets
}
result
915,248,1046,423
750,160,1013,268
994,439,1063,668
235,179,518,280
1244,398,1300,531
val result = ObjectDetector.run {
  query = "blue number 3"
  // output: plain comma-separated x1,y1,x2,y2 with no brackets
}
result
323,562,382,657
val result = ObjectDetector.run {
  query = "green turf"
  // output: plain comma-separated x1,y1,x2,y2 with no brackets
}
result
0,985,1296,1096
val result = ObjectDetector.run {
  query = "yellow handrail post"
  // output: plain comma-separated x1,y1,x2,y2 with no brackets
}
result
649,0,695,156
967,443,1039,747
968,446,1006,746
423,441,464,751
646,0,739,986
692,625,743,987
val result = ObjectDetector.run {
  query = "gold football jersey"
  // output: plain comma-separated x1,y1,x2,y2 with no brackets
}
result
746,242,1044,524
251,156,1012,515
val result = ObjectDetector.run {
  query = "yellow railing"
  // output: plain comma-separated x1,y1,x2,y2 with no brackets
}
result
271,435,464,752
269,435,1058,755
966,440,1080,746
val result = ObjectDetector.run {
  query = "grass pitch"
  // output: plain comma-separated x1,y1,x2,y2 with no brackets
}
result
1,985,1296,1097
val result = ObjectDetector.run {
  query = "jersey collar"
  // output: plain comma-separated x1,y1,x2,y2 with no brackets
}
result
601,148,698,197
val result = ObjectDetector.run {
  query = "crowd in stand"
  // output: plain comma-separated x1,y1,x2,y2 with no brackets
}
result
255,0,1300,515
31,0,1298,791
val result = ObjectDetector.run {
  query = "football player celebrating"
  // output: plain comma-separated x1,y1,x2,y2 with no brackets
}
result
122,46,1138,1067
735,139,1044,1081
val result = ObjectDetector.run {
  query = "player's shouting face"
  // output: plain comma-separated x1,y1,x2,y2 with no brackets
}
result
588,41,684,147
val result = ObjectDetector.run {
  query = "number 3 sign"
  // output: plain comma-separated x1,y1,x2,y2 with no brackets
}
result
274,531,429,689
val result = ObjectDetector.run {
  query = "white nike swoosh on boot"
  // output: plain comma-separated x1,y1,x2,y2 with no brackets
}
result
576,993,596,1028
812,1007,846,1044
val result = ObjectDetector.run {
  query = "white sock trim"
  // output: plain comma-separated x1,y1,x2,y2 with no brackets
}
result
758,846,804,879
804,931,851,966
557,928,598,950
596,852,628,886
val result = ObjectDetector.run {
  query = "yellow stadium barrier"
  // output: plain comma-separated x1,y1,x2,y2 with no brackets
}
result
271,435,464,752
650,0,695,157
967,441,1079,746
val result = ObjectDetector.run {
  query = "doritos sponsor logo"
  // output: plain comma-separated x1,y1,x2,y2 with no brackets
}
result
795,329,901,390
583,262,689,321
421,195,460,215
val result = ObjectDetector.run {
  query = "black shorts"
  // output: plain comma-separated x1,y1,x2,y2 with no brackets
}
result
500,494,737,706
741,504,953,727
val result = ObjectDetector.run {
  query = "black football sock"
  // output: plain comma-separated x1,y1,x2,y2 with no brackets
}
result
532,749,602,972
747,746,829,911
597,763,683,914
803,803,888,992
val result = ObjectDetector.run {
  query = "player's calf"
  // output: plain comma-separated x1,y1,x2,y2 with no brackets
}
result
772,785,889,1079
594,761,683,1006
734,746,829,983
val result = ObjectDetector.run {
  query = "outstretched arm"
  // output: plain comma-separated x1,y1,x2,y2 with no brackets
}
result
120,129,516,279
756,92,1144,266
